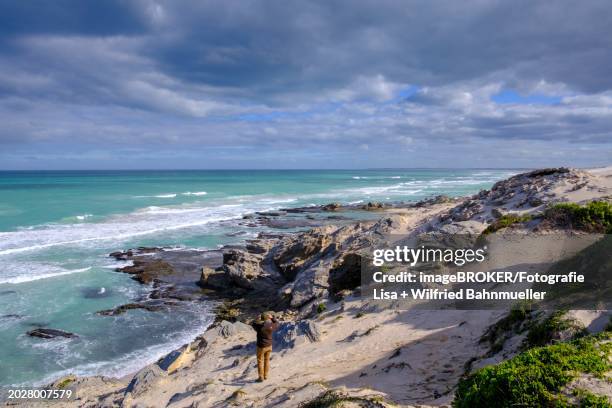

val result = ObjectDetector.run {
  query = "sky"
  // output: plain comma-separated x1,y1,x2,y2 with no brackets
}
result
0,1,611,170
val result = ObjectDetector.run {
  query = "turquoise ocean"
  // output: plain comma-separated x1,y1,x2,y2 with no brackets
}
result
0,169,517,387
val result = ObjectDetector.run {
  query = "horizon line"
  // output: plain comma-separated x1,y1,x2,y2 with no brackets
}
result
0,167,535,172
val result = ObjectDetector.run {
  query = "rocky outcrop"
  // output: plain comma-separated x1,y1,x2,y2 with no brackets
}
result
414,194,456,207
97,301,175,316
119,259,175,284
222,249,266,289
328,252,362,294
438,168,596,227
157,345,190,373
273,227,336,280
124,365,167,399
322,202,341,211
27,328,77,339
361,201,386,210
486,168,587,209
273,320,322,349
103,247,223,319
215,320,252,338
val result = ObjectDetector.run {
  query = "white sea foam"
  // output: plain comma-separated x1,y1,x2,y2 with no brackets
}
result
182,191,207,196
0,172,512,259
0,267,91,285
155,194,177,198
102,260,134,269
29,303,215,388
0,198,287,257
355,183,424,195
76,214,93,221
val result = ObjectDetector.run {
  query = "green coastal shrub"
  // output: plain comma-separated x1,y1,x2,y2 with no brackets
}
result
544,201,612,233
482,214,532,235
454,332,612,408
525,310,586,348
480,302,535,354
316,303,327,314
572,389,612,408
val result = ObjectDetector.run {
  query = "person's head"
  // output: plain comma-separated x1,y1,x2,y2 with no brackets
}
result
261,311,273,321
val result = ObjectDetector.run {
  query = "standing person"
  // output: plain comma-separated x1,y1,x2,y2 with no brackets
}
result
252,311,279,382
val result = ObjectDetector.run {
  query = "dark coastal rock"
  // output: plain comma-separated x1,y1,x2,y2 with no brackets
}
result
149,284,203,302
109,250,132,260
414,195,455,208
283,207,309,213
119,259,176,284
198,266,235,291
491,208,504,218
322,202,341,211
109,247,161,261
258,217,319,229
361,201,385,210
326,215,349,220
257,210,287,217
1,314,23,321
27,328,77,339
96,301,173,316
112,247,223,289
329,253,362,295
525,167,570,178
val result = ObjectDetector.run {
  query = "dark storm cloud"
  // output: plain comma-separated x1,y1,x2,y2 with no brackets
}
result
0,0,611,168
0,1,147,38
144,0,612,96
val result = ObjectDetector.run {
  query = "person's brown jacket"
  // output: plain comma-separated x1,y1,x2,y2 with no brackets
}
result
252,318,279,348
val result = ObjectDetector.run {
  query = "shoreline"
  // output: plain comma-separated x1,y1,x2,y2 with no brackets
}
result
4,166,612,407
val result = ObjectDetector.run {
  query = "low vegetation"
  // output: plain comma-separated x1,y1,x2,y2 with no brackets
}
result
479,302,535,354
544,201,612,233
56,376,76,389
299,390,387,408
482,214,532,235
572,389,612,408
454,332,611,408
525,310,586,348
